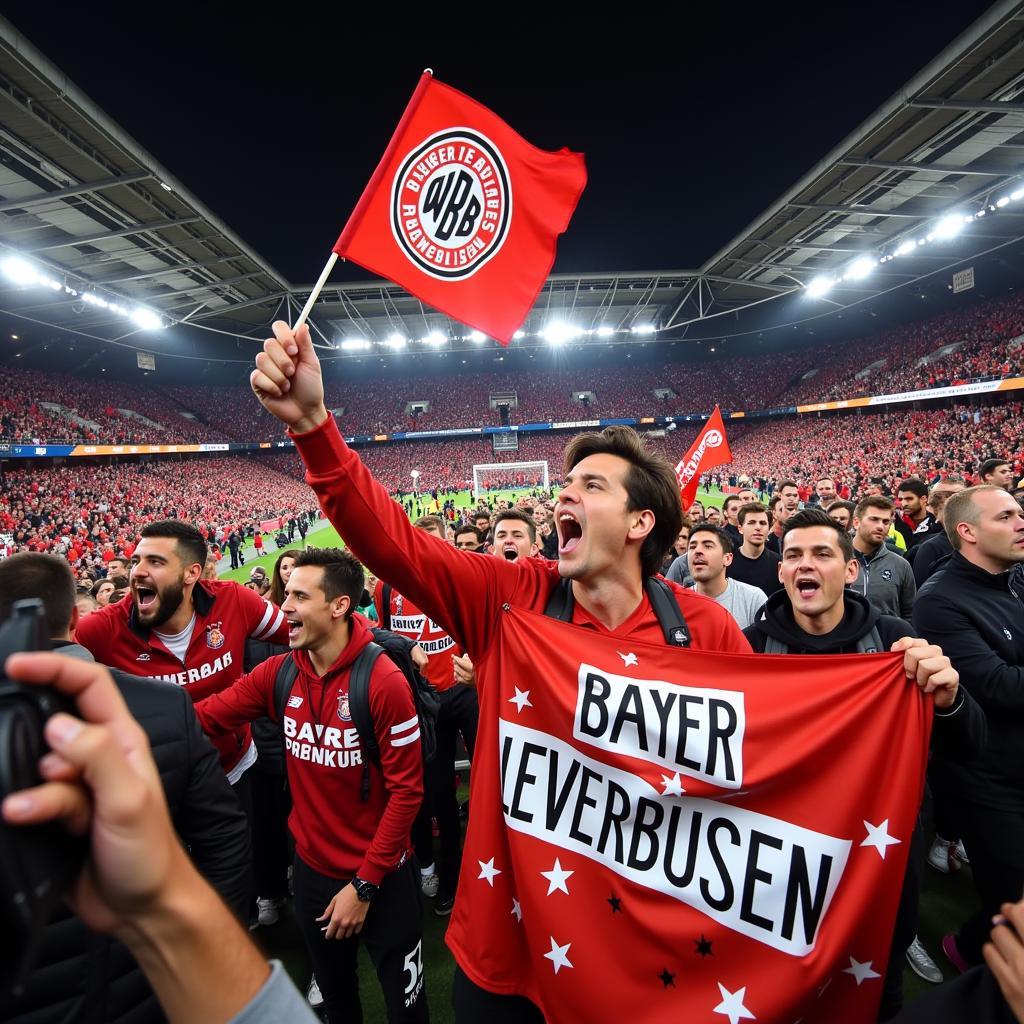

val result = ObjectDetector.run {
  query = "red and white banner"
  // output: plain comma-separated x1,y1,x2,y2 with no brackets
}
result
333,72,587,345
675,405,733,509
446,606,930,1023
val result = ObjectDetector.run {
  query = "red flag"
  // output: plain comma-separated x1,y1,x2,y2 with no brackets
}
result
333,72,587,345
675,405,733,509
446,605,931,1023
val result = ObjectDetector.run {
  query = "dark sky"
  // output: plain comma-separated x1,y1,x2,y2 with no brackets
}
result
3,3,999,284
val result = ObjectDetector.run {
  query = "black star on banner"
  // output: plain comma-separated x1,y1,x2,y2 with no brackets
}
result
607,894,622,913
694,934,713,958
659,968,676,989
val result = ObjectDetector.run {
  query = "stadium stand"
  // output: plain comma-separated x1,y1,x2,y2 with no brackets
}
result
3,289,1024,448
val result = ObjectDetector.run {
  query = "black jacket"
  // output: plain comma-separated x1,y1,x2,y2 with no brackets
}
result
914,553,1024,810
906,531,953,587
745,589,986,762
244,636,290,775
6,643,252,1024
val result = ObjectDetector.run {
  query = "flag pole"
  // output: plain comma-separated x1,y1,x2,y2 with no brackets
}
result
293,251,339,331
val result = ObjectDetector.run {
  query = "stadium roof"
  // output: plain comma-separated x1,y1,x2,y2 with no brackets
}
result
1,2,1024,363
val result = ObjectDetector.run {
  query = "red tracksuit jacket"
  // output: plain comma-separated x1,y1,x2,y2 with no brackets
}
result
196,612,422,883
75,580,288,778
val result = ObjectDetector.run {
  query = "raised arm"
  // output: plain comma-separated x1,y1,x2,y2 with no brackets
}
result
250,321,533,656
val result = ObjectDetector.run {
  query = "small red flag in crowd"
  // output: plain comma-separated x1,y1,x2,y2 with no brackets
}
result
333,71,587,345
675,405,733,509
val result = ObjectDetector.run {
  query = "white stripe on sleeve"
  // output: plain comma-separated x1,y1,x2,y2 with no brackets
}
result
252,600,275,638
254,606,285,641
391,729,421,748
390,715,419,735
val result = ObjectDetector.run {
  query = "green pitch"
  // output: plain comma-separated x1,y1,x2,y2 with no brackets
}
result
217,487,727,583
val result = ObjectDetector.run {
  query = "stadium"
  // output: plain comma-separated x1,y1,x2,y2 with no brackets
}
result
1,3,1024,1023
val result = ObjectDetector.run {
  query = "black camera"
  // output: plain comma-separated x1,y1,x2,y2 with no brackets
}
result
0,599,88,998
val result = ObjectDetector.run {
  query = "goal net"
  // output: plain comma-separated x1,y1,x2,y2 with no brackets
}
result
472,461,550,498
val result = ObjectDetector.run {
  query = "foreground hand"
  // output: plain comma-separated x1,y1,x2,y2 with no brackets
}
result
251,321,328,433
0,653,185,938
890,636,959,709
317,884,370,940
984,901,1024,1022
453,653,476,687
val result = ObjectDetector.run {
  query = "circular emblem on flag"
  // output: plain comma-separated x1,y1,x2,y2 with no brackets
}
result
337,694,352,722
390,128,512,280
703,429,724,448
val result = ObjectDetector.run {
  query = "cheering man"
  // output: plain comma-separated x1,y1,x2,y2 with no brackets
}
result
250,321,750,1022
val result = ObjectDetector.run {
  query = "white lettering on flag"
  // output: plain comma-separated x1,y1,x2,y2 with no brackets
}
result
500,719,850,956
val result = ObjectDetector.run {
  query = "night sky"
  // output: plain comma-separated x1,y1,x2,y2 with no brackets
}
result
2,3,998,285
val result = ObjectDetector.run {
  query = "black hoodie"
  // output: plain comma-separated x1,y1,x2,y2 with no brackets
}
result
745,589,985,761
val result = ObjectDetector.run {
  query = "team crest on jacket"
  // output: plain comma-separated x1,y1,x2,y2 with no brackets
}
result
206,622,225,650
881,569,892,581
390,129,511,280
337,693,352,722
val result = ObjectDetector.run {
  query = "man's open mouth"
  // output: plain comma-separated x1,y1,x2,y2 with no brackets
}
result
795,579,821,596
558,513,583,554
287,618,302,641
134,586,158,611
502,545,518,561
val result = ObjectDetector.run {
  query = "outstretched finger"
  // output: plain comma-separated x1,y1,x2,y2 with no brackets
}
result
2,779,92,835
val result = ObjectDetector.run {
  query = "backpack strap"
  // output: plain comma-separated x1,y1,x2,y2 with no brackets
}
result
644,576,691,648
543,578,574,621
856,626,884,655
544,576,691,648
272,654,300,722
348,642,385,802
380,583,392,630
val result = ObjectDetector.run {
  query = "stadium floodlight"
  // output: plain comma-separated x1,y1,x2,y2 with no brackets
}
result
469,330,487,343
933,214,964,240
384,333,407,349
845,257,875,282
2,257,38,286
512,330,526,340
631,324,656,335
894,239,916,257
806,275,835,299
129,307,162,331
422,331,447,346
997,196,1011,208
542,321,580,345
340,338,370,351
1012,188,1024,202
596,326,615,338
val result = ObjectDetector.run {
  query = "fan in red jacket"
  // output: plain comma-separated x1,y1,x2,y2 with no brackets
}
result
196,547,427,1024
250,322,751,1023
75,519,289,783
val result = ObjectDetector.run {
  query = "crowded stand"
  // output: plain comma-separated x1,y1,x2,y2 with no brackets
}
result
0,455,316,574
3,290,1024,450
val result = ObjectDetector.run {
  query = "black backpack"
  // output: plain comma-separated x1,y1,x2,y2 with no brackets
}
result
544,575,692,648
273,635,440,802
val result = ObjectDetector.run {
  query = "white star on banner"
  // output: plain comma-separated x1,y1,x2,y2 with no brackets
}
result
541,858,574,896
661,771,686,796
511,897,522,922
843,958,880,986
544,936,573,974
618,651,639,667
508,687,533,713
860,820,901,860
478,858,502,887
713,983,755,1024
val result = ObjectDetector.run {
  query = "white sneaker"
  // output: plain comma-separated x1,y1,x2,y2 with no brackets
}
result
307,978,324,1008
421,873,440,898
927,836,953,873
906,937,943,984
256,897,283,927
954,839,970,865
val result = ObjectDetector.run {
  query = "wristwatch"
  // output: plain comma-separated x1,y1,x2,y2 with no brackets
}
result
351,876,378,903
